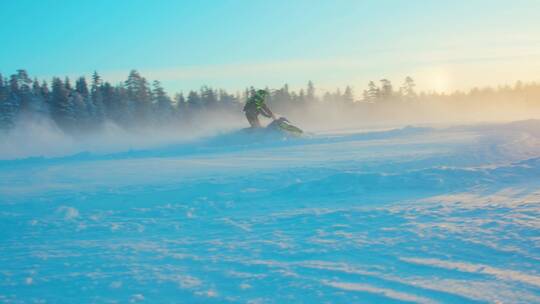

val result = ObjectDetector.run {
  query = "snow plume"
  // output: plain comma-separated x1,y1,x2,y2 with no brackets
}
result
0,109,245,160
2,106,540,161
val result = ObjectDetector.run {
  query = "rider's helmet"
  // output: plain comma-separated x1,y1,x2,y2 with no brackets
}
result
256,89,268,97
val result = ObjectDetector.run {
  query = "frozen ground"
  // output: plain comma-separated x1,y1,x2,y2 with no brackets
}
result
1,120,540,303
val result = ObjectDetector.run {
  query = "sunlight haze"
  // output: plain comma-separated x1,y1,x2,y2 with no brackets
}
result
1,0,539,94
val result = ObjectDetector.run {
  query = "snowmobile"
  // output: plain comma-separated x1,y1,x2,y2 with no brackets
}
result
266,117,303,136
242,117,303,137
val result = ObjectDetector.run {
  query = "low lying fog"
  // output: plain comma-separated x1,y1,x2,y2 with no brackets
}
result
1,98,539,160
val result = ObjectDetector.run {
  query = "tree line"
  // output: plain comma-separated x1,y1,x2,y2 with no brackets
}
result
0,69,242,132
1,69,539,132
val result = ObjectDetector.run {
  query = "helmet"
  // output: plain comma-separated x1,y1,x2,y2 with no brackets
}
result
256,89,268,97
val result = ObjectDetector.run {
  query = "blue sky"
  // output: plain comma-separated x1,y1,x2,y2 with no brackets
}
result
1,0,539,94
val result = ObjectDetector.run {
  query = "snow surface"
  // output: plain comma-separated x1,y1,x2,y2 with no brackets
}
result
1,120,540,303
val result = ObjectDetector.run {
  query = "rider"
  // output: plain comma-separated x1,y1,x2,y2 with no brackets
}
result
243,89,276,128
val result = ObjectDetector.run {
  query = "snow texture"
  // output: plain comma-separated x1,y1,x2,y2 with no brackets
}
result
1,120,540,303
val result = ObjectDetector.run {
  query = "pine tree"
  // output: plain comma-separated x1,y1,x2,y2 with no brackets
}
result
380,79,393,100
400,76,416,99
152,80,173,121
103,82,126,124
90,71,105,122
71,91,89,127
29,78,47,115
91,71,101,96
282,84,291,104
272,84,291,107
114,84,132,126
174,92,186,118
0,74,5,103
174,93,185,108
343,86,354,103
0,73,16,129
75,77,89,98
306,81,315,102
200,86,217,108
187,90,201,110
40,81,50,102
14,70,32,112
40,80,51,115
367,81,380,102
50,77,75,129
64,77,72,91
218,89,236,107
290,91,299,103
3,74,22,126
362,89,369,102
8,75,19,104
125,70,151,122
32,78,40,96
298,89,306,104
100,81,113,118
76,77,95,125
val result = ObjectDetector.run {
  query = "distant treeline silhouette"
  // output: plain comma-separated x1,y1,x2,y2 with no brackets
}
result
1,69,539,132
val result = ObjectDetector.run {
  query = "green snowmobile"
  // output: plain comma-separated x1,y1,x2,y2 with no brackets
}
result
267,117,303,136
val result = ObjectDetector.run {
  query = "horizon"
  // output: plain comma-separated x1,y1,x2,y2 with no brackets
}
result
1,0,539,94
